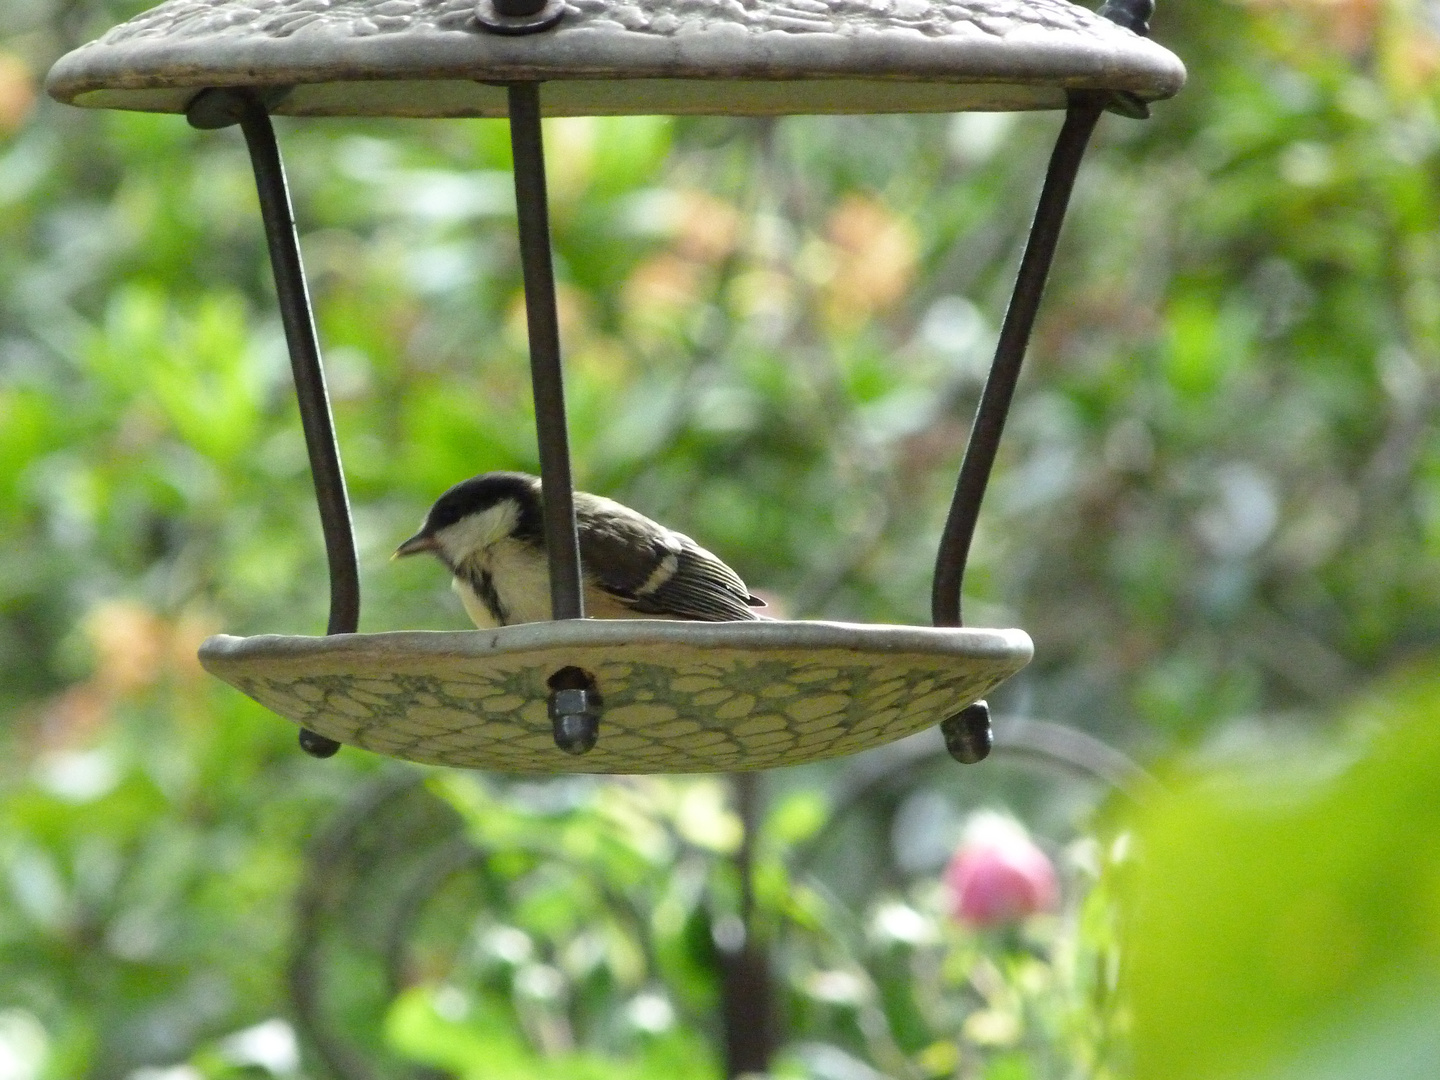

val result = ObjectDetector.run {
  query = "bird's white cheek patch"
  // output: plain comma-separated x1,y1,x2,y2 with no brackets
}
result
434,500,521,567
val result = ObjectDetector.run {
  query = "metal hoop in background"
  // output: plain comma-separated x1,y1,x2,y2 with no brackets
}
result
188,88,357,758
790,716,1161,879
283,716,1158,1079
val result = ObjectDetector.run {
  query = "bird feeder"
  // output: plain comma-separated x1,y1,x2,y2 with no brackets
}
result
47,0,1183,773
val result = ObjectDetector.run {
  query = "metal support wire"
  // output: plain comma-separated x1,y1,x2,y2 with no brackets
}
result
931,93,1105,628
507,82,586,622
188,88,357,758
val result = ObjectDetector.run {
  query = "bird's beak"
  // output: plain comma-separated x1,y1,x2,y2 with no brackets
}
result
392,532,438,560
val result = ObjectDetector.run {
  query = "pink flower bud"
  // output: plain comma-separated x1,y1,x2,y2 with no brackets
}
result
944,813,1058,927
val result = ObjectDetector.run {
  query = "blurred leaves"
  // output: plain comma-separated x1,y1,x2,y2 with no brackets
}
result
0,0,1439,1075
1126,667,1440,1080
387,984,718,1080
280,765,1122,1080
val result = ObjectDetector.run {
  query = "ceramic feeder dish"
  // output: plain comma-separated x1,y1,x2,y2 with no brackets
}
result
200,621,1033,772
46,0,1183,773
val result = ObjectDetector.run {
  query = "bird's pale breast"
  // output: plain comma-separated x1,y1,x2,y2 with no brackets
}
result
453,538,682,627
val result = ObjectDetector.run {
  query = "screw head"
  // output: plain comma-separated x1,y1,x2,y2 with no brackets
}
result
552,709,599,755
550,688,600,755
940,701,992,764
298,728,341,759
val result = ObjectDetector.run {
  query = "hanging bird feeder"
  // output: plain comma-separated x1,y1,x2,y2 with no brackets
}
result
47,0,1183,774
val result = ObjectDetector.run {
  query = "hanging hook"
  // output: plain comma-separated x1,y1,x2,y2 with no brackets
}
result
930,93,1105,632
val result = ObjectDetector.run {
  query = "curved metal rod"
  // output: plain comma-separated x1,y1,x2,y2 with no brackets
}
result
991,715,1162,799
507,82,585,621
231,95,361,638
379,837,667,1000
931,93,1105,627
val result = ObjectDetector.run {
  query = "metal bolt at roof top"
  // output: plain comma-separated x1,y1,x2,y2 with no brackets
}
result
1099,0,1156,36
476,0,566,35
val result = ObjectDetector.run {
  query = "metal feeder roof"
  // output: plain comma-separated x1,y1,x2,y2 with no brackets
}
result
200,621,1032,772
47,0,1185,118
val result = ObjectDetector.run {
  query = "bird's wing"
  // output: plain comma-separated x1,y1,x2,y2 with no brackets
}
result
575,494,759,621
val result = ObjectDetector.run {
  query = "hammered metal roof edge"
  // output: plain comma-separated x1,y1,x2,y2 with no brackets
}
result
47,34,1186,100
46,1,1186,114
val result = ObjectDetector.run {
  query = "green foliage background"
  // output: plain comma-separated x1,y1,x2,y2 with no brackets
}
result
2,0,1440,1078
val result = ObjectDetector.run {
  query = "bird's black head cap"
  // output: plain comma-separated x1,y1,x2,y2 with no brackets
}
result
422,471,544,540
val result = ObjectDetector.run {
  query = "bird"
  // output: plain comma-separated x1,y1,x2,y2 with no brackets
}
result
393,471,765,628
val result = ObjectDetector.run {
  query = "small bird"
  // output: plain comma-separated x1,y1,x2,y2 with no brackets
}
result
393,471,765,628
